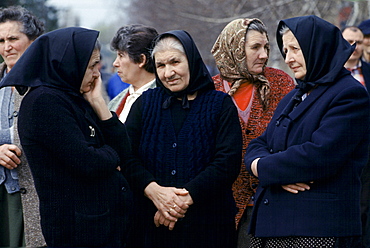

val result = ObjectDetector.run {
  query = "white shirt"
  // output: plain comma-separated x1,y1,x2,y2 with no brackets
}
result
119,79,156,123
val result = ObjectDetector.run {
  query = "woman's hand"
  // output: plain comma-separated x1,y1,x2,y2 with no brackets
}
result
145,182,190,222
282,182,312,194
251,158,260,177
154,211,177,230
0,144,21,169
82,76,112,121
152,187,193,230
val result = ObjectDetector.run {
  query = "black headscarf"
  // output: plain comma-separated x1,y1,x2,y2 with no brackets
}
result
152,30,215,109
0,27,99,96
275,15,354,120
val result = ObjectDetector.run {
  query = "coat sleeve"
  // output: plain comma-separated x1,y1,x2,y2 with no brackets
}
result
245,82,370,187
19,90,121,179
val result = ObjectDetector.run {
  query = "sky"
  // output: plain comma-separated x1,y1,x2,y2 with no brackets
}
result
47,0,119,29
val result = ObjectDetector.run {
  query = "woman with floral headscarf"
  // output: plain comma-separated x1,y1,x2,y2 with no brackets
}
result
124,30,242,248
245,15,370,247
211,18,295,247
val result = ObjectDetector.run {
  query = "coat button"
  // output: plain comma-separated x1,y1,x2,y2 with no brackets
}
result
121,187,127,192
171,170,176,175
13,111,18,117
19,188,27,194
251,196,255,201
172,143,177,148
263,199,269,205
269,149,273,153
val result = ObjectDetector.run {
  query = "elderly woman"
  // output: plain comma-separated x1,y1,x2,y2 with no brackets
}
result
108,24,158,123
0,6,45,247
245,15,370,247
0,27,133,247
211,18,295,247
124,30,242,248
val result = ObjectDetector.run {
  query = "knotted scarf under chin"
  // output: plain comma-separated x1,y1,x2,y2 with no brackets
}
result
275,80,315,126
162,93,190,109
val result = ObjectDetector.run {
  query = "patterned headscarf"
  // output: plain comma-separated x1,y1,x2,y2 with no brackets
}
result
211,18,270,110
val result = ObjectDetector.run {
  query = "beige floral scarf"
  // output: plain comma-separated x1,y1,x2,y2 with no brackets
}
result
211,18,270,110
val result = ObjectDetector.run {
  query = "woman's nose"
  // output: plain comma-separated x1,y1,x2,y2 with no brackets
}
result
164,67,175,78
112,57,119,67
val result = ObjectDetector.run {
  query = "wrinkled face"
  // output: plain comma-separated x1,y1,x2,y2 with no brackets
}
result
154,48,190,92
282,30,307,80
342,28,364,62
244,30,269,75
112,51,140,85
0,21,32,71
80,49,101,94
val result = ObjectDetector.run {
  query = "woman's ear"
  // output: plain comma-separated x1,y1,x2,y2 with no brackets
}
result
138,54,147,68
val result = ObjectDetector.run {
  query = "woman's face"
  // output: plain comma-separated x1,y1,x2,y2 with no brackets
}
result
112,51,141,85
80,49,101,94
155,48,190,92
0,21,33,71
282,30,307,80
245,30,269,75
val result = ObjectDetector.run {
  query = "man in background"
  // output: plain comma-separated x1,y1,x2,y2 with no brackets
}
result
342,25,370,248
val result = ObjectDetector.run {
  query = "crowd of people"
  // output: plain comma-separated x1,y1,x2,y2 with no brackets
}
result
0,5,370,248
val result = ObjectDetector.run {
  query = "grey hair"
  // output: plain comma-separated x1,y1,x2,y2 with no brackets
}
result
279,24,291,36
248,20,268,35
151,35,185,58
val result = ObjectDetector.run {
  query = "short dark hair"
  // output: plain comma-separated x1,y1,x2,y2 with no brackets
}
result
0,6,44,40
342,26,363,34
110,24,158,73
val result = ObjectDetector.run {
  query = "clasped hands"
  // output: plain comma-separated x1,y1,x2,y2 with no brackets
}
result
251,158,313,194
144,182,193,231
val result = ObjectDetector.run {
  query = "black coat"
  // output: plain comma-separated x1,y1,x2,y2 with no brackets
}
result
18,86,133,247
0,27,134,247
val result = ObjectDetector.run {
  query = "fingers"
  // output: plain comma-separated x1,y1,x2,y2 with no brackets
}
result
167,204,186,218
282,183,311,194
173,188,188,196
0,144,21,169
154,211,177,230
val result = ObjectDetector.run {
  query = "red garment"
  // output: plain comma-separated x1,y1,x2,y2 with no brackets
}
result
232,82,253,111
115,92,130,116
213,67,295,228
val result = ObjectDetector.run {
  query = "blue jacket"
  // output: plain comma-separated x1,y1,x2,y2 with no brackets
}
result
245,73,370,237
0,86,19,194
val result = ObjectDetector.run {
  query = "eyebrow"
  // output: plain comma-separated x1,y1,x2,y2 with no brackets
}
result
156,56,178,64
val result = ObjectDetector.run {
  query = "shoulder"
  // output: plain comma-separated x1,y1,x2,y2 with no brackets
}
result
333,73,368,95
108,88,129,110
23,86,74,110
264,67,294,84
212,74,226,92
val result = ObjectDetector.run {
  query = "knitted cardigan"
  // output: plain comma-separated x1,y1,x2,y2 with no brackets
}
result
213,67,295,227
139,87,226,187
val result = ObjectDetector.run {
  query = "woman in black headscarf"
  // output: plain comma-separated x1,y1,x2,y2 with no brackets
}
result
0,27,133,247
124,30,242,248
244,15,370,247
